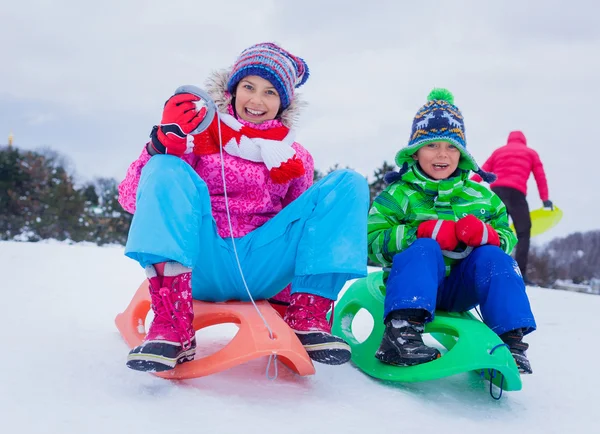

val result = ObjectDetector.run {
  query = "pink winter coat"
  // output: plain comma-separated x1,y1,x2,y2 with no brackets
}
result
118,143,313,238
118,70,314,239
471,131,549,201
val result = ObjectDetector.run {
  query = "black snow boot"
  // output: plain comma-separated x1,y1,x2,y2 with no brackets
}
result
500,328,533,374
375,309,441,366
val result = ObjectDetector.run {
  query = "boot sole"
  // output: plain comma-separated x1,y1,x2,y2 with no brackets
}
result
306,346,352,365
126,338,196,373
294,331,352,365
126,349,196,372
512,353,533,374
375,349,441,367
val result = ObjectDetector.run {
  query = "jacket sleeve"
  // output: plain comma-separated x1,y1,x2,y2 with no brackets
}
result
367,187,417,266
118,145,153,214
282,143,314,207
488,192,517,254
530,149,549,201
470,153,494,183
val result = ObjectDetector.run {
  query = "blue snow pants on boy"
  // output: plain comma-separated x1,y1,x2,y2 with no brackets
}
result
125,155,369,302
384,238,536,336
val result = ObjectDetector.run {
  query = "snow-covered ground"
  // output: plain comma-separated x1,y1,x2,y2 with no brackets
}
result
1,240,596,434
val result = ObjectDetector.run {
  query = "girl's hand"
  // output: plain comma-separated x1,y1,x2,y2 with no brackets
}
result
150,93,208,156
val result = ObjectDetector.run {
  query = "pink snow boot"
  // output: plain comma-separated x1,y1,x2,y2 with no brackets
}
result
127,262,196,372
284,293,351,365
268,284,291,317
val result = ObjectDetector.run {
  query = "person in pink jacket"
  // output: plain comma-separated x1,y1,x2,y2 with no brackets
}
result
471,131,552,284
118,42,369,372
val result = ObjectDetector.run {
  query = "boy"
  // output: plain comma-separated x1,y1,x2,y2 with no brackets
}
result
367,89,536,373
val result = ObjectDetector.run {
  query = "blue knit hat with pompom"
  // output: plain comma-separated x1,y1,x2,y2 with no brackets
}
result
386,88,496,184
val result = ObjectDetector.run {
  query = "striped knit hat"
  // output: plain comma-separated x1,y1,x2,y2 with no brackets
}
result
389,88,497,184
227,42,309,110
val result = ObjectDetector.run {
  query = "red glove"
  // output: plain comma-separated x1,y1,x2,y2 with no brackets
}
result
149,93,207,156
417,220,458,251
455,214,500,247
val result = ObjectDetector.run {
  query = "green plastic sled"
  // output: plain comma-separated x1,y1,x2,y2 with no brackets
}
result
332,271,522,391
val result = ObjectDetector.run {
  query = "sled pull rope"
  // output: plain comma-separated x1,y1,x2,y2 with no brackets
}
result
266,350,279,380
486,343,509,400
216,112,278,380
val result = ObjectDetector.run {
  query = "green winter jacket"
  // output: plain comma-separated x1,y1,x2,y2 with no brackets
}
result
368,165,517,276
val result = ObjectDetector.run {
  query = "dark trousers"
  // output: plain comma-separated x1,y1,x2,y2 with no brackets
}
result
492,186,531,278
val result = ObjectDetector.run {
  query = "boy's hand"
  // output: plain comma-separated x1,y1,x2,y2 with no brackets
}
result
543,199,554,211
455,214,500,247
417,220,458,251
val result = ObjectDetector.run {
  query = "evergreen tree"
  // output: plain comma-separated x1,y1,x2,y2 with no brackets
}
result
1,147,91,242
0,146,30,238
86,177,132,245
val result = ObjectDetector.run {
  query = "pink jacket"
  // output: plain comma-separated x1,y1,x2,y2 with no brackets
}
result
118,70,314,238
471,131,549,201
118,142,313,238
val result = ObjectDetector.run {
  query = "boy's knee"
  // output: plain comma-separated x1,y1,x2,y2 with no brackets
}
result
473,245,518,273
391,238,442,268
475,244,506,260
411,238,443,254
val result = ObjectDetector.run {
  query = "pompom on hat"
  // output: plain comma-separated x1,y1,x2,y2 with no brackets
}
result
386,88,497,184
227,42,309,110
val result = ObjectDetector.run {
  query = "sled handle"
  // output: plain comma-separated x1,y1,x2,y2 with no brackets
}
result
442,246,473,260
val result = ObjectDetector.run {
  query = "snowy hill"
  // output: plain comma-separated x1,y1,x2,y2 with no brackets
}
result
1,240,596,434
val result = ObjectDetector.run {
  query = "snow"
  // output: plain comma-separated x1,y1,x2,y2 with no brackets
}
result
1,240,597,434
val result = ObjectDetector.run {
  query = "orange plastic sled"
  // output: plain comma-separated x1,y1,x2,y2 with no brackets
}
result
115,280,315,379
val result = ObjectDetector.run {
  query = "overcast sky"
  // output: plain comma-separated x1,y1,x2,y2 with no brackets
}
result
1,0,598,243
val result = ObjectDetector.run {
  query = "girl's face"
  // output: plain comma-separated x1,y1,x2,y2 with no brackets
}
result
234,75,281,123
412,141,461,180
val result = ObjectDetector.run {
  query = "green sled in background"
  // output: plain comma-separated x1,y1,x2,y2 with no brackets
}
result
332,271,522,393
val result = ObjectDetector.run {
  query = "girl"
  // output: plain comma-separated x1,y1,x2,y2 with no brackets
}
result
119,42,369,372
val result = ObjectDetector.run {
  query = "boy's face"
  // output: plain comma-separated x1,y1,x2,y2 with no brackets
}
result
412,141,461,180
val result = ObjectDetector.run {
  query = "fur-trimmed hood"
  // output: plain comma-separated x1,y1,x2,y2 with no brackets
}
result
204,69,306,129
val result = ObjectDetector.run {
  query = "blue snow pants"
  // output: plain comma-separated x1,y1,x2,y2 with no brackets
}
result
384,238,537,336
125,155,369,302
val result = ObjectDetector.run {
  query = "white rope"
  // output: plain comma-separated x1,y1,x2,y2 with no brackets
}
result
215,111,279,380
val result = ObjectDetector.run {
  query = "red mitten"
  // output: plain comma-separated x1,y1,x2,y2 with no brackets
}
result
417,220,458,251
455,214,500,247
150,93,208,156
